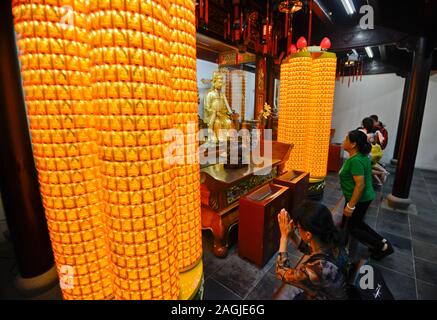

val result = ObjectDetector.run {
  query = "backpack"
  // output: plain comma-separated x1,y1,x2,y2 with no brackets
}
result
378,126,388,150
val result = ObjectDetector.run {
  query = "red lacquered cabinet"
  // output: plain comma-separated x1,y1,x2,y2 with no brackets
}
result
273,170,309,217
238,183,290,268
328,143,343,173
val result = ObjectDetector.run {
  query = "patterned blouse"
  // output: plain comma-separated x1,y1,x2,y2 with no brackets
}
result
276,242,348,300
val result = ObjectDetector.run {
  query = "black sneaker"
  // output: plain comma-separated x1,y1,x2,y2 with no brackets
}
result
371,241,394,260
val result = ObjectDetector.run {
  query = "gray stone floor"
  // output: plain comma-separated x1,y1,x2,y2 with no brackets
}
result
0,165,436,300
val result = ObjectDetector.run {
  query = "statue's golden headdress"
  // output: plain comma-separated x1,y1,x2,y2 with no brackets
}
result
201,69,227,86
212,70,224,83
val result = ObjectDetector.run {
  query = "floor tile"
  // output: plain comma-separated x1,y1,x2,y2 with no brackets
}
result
377,266,417,300
378,208,409,224
411,215,437,232
376,216,410,239
424,176,437,186
203,277,242,300
372,251,414,278
415,258,437,286
203,249,232,279
245,272,302,300
411,227,437,245
417,280,437,300
413,240,437,264
211,254,268,298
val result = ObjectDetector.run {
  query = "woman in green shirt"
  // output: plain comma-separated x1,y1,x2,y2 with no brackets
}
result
339,130,393,260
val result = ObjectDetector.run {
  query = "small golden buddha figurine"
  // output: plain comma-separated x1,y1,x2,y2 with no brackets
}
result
203,71,233,142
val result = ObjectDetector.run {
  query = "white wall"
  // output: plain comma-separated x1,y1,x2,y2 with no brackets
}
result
331,73,405,163
331,73,437,171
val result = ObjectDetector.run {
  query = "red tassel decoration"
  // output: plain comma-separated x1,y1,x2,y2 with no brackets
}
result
205,0,209,24
273,35,278,57
224,18,227,38
240,11,243,36
228,13,231,37
285,13,289,36
200,0,204,20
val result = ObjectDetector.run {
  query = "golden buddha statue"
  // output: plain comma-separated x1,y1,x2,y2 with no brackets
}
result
204,71,233,142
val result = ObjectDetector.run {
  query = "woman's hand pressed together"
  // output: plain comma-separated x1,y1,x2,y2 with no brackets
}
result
278,209,293,238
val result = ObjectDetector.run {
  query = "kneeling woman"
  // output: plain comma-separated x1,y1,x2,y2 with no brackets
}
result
276,203,348,300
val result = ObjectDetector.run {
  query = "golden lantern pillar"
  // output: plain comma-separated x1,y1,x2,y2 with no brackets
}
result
278,53,312,173
278,51,336,197
306,52,337,196
88,1,180,300
169,0,203,300
12,0,114,300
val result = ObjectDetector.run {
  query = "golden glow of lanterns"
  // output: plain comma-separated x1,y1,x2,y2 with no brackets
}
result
13,0,203,300
278,51,337,180
169,0,202,272
88,0,179,300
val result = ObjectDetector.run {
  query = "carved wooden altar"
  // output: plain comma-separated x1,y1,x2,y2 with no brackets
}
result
200,141,292,258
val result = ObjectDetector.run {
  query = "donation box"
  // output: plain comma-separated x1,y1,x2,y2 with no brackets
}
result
238,183,290,268
273,170,309,217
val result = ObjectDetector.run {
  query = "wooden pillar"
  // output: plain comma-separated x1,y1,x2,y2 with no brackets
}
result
0,0,54,279
387,37,433,209
255,55,267,122
392,72,411,163
265,57,275,129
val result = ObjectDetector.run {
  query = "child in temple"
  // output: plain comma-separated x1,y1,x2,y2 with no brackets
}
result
276,203,349,300
359,117,389,185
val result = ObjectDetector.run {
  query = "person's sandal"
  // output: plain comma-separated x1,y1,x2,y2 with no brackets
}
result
371,241,394,260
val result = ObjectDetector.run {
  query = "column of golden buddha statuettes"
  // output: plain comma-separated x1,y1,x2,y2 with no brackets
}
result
278,50,336,194
12,0,113,299
89,1,179,299
277,53,312,173
307,53,337,179
169,0,202,272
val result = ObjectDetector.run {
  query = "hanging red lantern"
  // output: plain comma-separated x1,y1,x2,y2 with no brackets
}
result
297,36,307,49
320,37,331,50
